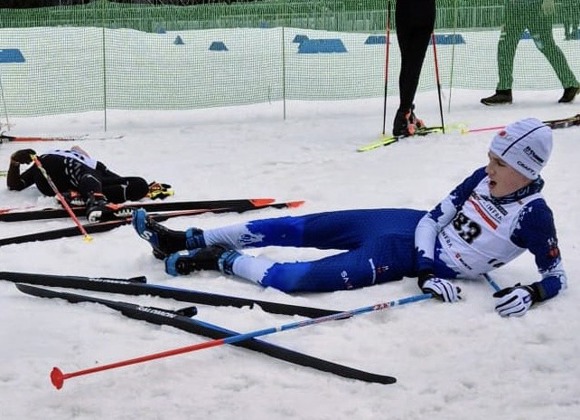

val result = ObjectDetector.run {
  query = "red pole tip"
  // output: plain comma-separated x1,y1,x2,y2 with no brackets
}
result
50,367,64,390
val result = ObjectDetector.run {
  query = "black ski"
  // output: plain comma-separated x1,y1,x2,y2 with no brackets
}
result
0,198,277,222
15,283,396,385
0,271,338,318
0,200,304,247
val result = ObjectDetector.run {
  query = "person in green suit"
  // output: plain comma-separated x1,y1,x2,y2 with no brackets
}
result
562,0,580,40
481,0,579,105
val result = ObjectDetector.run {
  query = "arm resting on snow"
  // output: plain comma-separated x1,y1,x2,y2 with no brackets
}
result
510,199,568,304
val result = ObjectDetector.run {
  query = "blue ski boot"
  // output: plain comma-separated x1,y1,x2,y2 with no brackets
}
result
132,208,205,259
165,245,241,276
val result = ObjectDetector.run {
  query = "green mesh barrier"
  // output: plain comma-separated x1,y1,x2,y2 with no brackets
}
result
0,0,578,118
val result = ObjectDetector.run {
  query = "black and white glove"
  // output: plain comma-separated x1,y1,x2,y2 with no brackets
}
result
421,277,462,302
493,285,536,317
11,149,36,165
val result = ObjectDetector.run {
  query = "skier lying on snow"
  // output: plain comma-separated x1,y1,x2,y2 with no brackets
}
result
132,117,567,317
7,146,171,222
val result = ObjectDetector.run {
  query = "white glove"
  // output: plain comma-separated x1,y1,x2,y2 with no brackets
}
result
493,286,534,317
421,277,462,303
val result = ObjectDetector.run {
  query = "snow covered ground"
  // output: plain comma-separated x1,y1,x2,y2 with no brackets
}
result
1,90,579,419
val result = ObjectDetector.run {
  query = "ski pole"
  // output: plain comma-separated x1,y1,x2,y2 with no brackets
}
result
461,125,505,134
0,70,10,131
50,292,433,390
483,273,501,292
381,0,392,136
431,32,446,134
30,155,92,242
446,0,459,113
462,114,580,134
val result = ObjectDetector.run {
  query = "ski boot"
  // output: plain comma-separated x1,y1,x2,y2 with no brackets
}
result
165,245,241,276
132,208,205,259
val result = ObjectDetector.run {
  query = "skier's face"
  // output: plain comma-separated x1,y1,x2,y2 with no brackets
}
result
485,152,532,198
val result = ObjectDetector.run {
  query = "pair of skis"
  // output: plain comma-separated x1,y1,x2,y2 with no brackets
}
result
0,198,304,246
357,126,444,152
0,271,397,385
0,197,289,222
357,114,580,152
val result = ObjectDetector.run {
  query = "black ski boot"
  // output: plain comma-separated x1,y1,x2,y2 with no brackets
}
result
85,193,113,222
392,108,416,137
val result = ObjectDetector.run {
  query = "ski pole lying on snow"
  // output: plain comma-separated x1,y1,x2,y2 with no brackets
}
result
483,273,502,292
462,114,580,134
50,292,433,390
30,154,92,242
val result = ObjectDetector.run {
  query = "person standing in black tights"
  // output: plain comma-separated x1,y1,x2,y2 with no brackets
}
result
392,0,436,136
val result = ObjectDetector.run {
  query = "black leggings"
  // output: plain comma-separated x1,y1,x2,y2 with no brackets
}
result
395,0,436,111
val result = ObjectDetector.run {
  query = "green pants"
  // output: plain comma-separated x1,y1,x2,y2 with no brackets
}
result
497,1,578,90
562,0,580,38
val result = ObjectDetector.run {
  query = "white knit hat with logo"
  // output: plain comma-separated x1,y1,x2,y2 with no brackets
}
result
489,117,553,179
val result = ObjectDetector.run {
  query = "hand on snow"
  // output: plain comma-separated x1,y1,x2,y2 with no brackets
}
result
421,277,462,302
493,285,535,317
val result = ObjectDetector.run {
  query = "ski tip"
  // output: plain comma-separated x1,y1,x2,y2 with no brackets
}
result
128,275,148,284
50,367,64,390
380,375,397,385
175,305,198,317
357,136,398,152
249,198,276,207
285,200,305,209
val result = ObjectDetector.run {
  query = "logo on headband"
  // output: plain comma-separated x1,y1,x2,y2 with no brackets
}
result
516,160,536,176
523,146,544,165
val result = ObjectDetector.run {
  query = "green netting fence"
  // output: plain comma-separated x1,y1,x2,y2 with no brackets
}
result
0,0,578,119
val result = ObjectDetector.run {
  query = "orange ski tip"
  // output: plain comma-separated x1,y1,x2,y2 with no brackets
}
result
286,200,305,208
250,198,276,207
